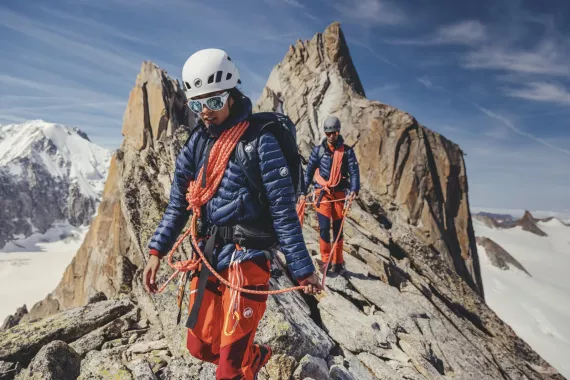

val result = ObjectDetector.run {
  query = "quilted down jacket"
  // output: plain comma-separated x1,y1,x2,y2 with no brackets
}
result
302,135,360,195
148,95,315,281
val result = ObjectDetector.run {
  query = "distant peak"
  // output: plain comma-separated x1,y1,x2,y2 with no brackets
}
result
281,22,366,98
12,120,92,142
72,127,91,142
521,210,537,223
518,210,548,237
321,22,366,97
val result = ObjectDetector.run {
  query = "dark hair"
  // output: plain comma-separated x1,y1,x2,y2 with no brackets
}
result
228,87,245,101
227,87,247,118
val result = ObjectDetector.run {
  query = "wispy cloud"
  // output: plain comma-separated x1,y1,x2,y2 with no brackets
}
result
251,32,300,43
335,0,406,26
0,74,124,103
0,101,125,114
35,6,154,46
0,115,28,124
417,76,433,88
367,83,400,99
389,20,486,46
346,37,399,67
236,64,269,89
483,126,510,140
504,82,570,105
282,0,306,9
263,0,307,9
472,103,570,155
437,20,486,45
463,40,570,76
0,8,142,76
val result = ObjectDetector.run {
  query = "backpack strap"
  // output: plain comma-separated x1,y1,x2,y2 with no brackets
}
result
317,143,326,162
235,113,305,206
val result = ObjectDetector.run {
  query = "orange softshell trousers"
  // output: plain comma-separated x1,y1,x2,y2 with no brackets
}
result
186,255,270,380
315,190,346,267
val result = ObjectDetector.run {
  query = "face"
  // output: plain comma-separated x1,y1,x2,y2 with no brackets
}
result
326,131,339,145
188,90,234,127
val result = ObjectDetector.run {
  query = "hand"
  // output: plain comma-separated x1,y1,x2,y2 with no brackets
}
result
143,255,161,293
348,191,357,201
299,273,323,295
299,194,306,202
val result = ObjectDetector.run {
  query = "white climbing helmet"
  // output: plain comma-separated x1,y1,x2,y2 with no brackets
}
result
181,48,240,99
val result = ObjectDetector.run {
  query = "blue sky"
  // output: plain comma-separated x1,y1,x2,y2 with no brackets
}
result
1,0,569,212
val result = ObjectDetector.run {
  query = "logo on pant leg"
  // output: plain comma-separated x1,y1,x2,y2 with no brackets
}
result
243,307,254,318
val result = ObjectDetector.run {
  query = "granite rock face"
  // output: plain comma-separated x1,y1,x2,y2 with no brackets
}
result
9,24,563,380
254,21,484,298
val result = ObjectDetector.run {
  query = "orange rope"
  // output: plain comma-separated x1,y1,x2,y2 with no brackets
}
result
296,197,306,226
189,213,306,295
158,121,307,295
297,195,347,227
314,144,344,193
320,198,352,288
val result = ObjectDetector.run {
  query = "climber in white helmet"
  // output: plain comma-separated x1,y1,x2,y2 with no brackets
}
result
143,48,322,380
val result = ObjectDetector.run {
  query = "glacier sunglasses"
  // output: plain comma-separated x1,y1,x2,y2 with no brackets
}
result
187,91,230,114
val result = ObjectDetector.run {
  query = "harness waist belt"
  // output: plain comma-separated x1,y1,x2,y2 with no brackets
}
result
204,222,278,250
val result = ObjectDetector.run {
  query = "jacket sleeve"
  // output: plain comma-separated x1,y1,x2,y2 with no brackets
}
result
346,147,360,193
258,131,315,281
302,146,320,195
148,132,198,257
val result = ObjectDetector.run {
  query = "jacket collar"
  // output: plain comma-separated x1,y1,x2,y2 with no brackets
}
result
321,135,345,152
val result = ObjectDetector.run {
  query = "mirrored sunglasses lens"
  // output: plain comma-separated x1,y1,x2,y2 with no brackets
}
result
206,96,224,111
188,101,202,113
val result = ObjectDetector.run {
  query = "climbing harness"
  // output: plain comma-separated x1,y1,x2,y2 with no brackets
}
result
156,121,308,301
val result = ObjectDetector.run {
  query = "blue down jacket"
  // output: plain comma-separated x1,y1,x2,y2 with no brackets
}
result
148,95,315,281
302,135,360,194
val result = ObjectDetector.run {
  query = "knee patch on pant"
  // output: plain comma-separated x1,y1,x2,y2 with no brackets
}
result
332,218,343,241
317,212,331,242
187,331,220,364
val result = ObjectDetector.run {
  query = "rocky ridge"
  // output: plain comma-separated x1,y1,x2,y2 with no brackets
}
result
255,22,483,298
1,23,564,380
476,236,532,275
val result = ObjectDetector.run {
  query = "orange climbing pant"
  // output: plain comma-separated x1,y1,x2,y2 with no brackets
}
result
315,190,346,267
186,255,270,380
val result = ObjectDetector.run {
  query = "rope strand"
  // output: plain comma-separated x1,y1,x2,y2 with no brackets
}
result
157,120,308,295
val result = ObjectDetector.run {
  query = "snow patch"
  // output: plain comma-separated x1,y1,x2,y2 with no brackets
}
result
6,162,22,176
0,222,87,322
539,218,566,228
475,220,570,378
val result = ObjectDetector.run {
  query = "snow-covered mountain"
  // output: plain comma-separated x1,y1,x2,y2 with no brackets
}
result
0,120,112,249
474,211,570,378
